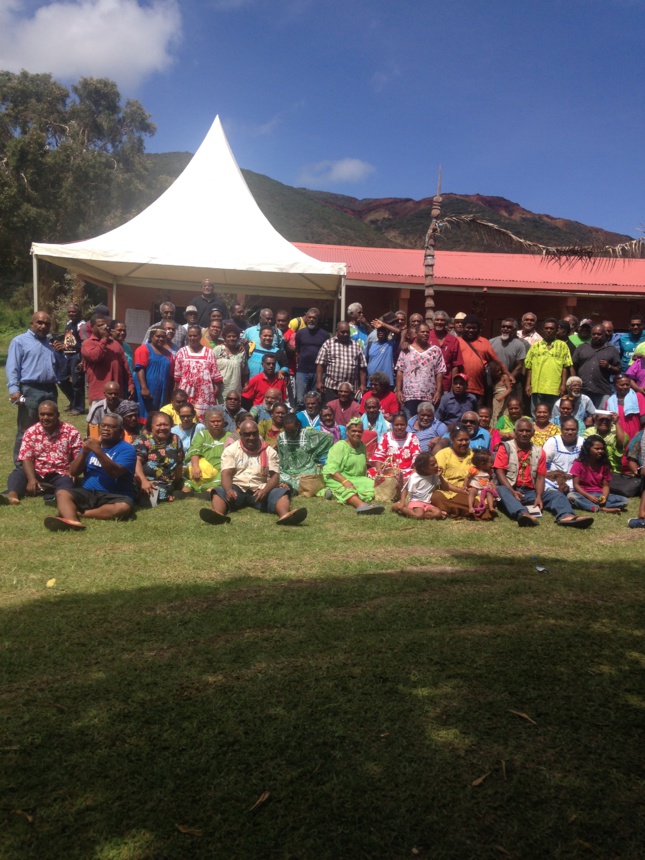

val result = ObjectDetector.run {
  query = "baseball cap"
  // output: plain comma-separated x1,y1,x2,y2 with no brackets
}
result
454,312,467,321
453,372,468,382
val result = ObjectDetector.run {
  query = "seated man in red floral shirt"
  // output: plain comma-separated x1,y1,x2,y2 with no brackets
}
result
1,401,82,505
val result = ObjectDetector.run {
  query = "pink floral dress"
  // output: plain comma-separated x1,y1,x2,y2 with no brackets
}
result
173,346,223,420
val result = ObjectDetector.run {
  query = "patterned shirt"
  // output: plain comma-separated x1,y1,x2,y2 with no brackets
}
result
316,338,367,390
395,345,447,401
524,340,573,395
18,421,83,475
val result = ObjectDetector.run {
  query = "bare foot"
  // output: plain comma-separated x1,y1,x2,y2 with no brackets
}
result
7,493,21,506
599,507,622,514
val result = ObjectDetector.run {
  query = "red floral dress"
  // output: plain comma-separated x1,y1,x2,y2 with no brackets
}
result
368,431,421,480
173,346,223,420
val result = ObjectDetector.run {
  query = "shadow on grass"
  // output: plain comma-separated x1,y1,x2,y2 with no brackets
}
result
2,553,644,860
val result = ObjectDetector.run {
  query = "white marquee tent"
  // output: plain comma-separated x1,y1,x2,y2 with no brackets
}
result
31,116,346,315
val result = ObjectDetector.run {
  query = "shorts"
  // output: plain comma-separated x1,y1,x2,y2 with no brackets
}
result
69,488,134,513
213,484,290,514
407,500,435,512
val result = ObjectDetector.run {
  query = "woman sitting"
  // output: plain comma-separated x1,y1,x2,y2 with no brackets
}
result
553,395,586,435
531,403,561,448
296,391,323,429
607,373,645,440
432,424,493,519
491,396,526,450
392,451,448,520
369,411,421,483
134,411,184,503
553,376,596,427
319,405,346,446
133,328,175,426
569,435,628,514
321,416,384,514
360,371,400,421
258,403,289,447
360,396,390,458
185,408,235,493
277,413,333,494
171,402,205,455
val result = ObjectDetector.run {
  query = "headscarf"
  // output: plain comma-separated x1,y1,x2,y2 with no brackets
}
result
630,341,645,364
116,400,139,416
346,416,362,427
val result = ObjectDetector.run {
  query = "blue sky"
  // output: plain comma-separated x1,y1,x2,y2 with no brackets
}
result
2,0,644,236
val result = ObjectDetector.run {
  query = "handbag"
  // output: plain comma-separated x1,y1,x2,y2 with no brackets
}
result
298,473,324,498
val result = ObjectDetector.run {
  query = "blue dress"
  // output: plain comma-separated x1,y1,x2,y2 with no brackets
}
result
134,343,174,422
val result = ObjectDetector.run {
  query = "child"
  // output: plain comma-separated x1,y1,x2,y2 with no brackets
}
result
489,360,514,425
466,448,499,517
569,435,628,513
392,452,448,520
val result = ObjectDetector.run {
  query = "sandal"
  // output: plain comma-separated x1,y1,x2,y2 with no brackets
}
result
199,509,231,526
276,508,308,526
44,517,86,532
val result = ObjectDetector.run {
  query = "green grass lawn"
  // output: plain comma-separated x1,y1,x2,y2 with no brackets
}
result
1,364,644,859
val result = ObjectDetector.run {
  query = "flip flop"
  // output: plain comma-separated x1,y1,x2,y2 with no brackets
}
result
356,504,385,515
628,518,645,529
199,508,231,525
276,508,308,526
557,516,593,529
44,516,86,532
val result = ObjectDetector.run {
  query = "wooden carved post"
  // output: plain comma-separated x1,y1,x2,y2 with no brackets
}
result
423,167,442,328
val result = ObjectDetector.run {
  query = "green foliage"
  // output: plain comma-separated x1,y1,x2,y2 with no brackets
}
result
0,70,155,279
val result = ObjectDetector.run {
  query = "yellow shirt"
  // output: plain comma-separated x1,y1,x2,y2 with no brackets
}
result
435,447,473,498
160,404,181,425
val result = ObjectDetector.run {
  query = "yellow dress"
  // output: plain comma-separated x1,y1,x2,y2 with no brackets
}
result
435,447,473,499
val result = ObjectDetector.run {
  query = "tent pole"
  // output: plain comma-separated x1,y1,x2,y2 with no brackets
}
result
340,276,347,321
33,254,39,311
112,279,117,319
332,290,338,330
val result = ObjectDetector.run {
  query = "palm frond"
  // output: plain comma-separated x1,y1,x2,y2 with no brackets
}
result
439,215,645,263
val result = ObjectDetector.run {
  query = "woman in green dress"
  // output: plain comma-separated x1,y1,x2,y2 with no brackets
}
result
321,417,384,514
185,408,235,492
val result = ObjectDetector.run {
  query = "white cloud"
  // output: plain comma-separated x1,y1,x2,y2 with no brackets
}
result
298,158,376,186
0,0,182,90
371,62,401,93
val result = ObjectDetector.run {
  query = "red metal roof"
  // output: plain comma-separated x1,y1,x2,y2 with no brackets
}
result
294,243,645,296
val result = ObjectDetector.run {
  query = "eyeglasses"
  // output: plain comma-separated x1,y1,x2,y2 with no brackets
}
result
461,419,477,424
500,325,514,330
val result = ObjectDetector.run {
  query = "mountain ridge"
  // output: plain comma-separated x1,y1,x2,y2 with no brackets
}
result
145,152,632,253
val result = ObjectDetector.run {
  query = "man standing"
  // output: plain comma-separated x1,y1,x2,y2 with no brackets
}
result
524,318,573,416
602,319,622,349
243,308,284,351
490,318,526,398
6,312,66,461
573,324,621,407
428,311,464,392
294,308,329,409
494,418,593,528
58,302,86,415
143,302,185,348
1,401,82,505
44,414,137,531
315,321,367,403
619,314,645,372
201,419,307,526
179,305,200,342
347,302,371,344
517,312,542,346
188,279,228,328
365,322,397,386
81,314,134,405
459,315,500,403
276,309,297,404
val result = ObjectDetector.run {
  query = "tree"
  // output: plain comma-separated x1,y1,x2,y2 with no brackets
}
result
0,70,156,279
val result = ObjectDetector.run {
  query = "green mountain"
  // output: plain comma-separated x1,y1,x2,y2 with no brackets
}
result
144,153,633,251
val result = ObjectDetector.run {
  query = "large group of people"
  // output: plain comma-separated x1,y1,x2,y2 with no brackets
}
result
5,286,645,532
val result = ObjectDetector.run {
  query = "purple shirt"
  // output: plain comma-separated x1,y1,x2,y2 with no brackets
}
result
625,356,645,388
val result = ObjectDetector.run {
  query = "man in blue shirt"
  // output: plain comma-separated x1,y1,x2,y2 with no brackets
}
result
441,411,491,451
435,373,478,430
619,313,645,372
44,414,137,532
7,312,66,462
347,303,371,344
365,323,396,386
243,308,284,351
